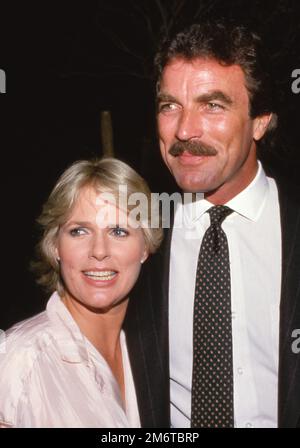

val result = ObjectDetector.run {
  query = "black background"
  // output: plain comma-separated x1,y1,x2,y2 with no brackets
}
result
1,0,300,329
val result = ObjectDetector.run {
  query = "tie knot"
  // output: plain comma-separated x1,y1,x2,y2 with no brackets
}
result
207,205,233,226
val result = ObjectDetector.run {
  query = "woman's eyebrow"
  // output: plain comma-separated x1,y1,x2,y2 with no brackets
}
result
64,220,92,227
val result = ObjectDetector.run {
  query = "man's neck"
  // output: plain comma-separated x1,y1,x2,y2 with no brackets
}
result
205,158,259,205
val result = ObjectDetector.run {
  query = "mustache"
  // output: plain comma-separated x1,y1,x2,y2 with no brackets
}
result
169,141,217,157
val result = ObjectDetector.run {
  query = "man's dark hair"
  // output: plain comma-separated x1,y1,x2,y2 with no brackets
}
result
154,20,277,133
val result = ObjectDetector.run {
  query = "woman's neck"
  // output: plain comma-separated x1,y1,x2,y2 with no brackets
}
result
61,294,128,403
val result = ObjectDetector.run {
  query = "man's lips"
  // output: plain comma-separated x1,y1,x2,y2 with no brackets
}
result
177,151,212,165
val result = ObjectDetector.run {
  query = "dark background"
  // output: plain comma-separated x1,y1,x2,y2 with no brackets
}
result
1,0,300,329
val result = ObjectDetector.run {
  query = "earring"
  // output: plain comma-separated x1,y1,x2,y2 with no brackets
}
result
56,257,60,263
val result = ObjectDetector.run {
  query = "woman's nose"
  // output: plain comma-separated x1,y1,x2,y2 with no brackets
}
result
89,233,110,261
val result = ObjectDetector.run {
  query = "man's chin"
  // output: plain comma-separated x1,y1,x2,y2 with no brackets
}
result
175,175,215,194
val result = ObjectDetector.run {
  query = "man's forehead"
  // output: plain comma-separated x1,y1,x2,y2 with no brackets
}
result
161,57,246,85
159,56,249,101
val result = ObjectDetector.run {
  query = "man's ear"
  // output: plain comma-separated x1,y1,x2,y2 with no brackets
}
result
253,113,273,141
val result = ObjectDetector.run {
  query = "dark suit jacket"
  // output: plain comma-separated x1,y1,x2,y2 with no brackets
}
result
124,178,300,428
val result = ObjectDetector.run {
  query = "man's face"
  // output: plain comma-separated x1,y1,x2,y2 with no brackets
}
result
157,57,271,203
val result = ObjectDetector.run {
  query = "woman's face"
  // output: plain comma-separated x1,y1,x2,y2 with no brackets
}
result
55,186,148,313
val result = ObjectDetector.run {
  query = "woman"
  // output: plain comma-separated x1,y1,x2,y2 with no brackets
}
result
0,158,162,428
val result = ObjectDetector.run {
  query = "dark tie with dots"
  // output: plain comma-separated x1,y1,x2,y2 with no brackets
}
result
191,205,234,428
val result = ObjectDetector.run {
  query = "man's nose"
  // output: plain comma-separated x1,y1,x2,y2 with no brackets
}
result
175,109,203,141
89,233,110,261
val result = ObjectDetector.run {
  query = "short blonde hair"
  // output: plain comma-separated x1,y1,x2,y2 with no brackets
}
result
32,157,163,294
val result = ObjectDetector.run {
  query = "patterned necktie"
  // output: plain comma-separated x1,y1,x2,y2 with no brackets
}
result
191,205,234,428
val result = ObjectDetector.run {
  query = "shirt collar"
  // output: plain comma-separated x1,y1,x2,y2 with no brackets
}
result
174,193,211,226
174,161,269,225
46,292,90,364
225,161,269,222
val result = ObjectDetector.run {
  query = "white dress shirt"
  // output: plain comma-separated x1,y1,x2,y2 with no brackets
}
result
0,292,140,428
169,162,281,428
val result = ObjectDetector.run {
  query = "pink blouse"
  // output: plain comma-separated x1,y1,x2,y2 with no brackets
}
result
0,292,140,428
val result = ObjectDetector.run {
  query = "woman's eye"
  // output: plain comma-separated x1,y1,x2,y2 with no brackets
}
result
69,227,87,237
110,226,129,237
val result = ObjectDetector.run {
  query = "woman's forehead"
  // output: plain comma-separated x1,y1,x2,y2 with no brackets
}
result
68,186,134,228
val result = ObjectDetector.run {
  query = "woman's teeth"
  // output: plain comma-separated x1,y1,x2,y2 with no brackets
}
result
84,271,117,281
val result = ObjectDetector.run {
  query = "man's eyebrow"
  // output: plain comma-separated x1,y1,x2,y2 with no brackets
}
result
197,91,233,105
156,93,178,103
156,91,234,106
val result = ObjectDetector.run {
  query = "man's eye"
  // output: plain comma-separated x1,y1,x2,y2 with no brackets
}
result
110,226,129,237
158,103,178,113
69,227,87,237
207,102,224,111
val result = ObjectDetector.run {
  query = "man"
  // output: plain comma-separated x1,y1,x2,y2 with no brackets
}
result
124,20,300,428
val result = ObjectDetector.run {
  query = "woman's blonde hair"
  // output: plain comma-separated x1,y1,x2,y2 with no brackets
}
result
32,157,163,294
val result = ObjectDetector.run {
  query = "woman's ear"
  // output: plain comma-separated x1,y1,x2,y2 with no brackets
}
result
54,246,60,263
141,248,149,264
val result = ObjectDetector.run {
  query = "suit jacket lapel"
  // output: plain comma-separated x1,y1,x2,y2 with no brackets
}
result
124,225,172,427
277,182,300,427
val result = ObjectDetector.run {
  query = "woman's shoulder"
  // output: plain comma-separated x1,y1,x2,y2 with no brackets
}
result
0,293,67,382
0,308,56,425
0,309,54,376
2,293,66,356
6,308,53,349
